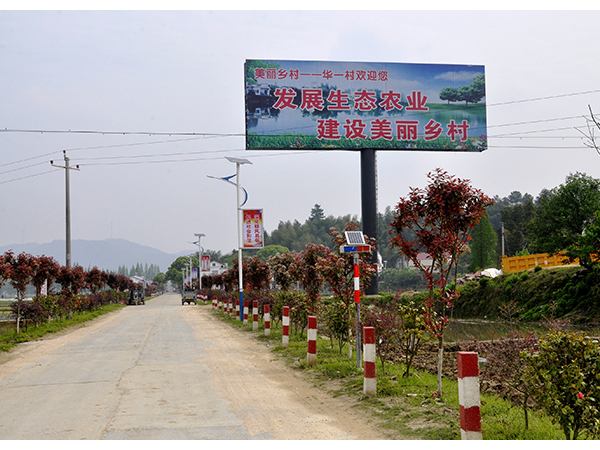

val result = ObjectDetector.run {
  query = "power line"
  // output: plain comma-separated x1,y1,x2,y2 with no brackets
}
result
73,147,236,162
491,126,579,137
1,88,598,140
0,169,55,185
0,128,244,137
1,88,598,182
0,150,62,168
487,115,586,129
0,160,48,176
76,150,312,166
487,89,600,107
0,135,212,170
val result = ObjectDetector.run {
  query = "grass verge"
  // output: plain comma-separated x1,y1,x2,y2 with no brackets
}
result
0,303,126,352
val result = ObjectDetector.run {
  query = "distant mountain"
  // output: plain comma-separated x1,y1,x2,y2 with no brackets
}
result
0,239,183,273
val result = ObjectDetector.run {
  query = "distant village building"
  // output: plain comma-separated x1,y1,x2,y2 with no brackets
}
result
407,252,435,270
206,261,228,276
130,275,151,287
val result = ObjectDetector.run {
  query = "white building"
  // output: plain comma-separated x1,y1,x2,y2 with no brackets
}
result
407,253,434,270
206,261,228,276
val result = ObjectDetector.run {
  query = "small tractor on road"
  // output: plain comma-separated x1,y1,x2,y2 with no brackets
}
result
181,282,197,305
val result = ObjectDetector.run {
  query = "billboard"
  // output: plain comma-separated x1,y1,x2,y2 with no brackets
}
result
245,59,486,151
242,209,264,249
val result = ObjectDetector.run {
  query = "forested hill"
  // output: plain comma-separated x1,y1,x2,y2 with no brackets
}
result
262,203,402,269
261,190,541,272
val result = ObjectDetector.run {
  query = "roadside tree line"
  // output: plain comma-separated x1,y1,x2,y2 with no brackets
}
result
0,251,149,333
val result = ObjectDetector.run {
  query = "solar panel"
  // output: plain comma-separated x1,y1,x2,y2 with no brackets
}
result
345,231,365,245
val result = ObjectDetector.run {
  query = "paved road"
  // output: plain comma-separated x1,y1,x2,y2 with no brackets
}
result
0,293,381,440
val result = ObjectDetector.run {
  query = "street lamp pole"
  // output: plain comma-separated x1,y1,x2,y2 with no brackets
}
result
207,157,251,321
226,157,252,321
194,233,205,292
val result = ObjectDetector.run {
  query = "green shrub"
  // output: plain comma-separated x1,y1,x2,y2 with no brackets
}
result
523,330,600,440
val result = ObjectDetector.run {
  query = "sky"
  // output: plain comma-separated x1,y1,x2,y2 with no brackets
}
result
2,7,600,261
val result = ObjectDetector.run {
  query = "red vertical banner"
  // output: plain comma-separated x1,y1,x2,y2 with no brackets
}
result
242,209,264,248
201,254,210,271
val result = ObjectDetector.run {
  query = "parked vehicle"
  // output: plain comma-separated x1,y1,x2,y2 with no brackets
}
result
181,286,196,305
128,287,145,305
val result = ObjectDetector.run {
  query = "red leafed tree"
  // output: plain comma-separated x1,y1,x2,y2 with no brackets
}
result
8,252,38,333
243,256,271,292
85,267,108,294
390,168,494,396
31,255,60,299
115,274,133,292
317,223,377,357
318,222,377,306
290,243,328,309
70,266,86,295
0,251,14,292
56,265,87,296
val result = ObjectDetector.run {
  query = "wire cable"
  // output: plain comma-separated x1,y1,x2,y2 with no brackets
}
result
0,169,56,185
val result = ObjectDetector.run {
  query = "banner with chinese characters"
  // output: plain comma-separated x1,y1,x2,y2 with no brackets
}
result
242,209,264,249
245,59,486,151
201,255,210,272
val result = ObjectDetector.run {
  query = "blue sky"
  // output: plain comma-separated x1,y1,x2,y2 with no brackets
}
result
2,8,600,261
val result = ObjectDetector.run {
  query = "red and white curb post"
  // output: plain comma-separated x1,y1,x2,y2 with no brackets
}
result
353,253,362,369
235,299,240,320
307,315,317,367
243,303,248,325
457,351,482,440
264,304,271,336
253,300,259,331
363,326,376,397
282,306,290,349
212,296,217,309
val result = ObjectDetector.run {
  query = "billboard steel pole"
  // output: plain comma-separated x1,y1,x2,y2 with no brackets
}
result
361,149,378,295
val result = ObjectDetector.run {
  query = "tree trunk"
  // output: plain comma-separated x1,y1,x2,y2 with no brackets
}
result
523,397,529,429
436,336,444,396
16,292,21,334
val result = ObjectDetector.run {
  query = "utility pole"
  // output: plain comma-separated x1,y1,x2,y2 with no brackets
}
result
51,151,80,268
501,222,505,256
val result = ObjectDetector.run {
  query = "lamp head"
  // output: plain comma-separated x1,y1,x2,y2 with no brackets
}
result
225,156,252,165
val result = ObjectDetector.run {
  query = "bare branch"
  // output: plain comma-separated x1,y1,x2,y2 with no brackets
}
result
577,104,600,155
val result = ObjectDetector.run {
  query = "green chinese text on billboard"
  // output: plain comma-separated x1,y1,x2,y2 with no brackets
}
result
245,59,487,151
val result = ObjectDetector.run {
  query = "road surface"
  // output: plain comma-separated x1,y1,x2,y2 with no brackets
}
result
0,293,387,439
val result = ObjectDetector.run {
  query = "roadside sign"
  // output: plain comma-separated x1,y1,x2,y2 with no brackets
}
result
340,245,371,253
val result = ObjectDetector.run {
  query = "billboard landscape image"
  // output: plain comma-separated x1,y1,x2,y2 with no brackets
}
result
245,59,487,152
